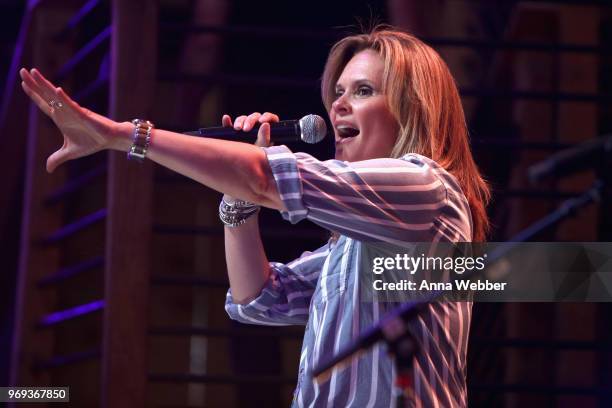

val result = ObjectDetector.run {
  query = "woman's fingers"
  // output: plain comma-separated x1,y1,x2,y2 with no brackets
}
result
46,148,65,173
242,112,262,132
19,69,46,99
54,86,76,109
46,138,76,173
259,112,280,123
255,122,271,147
30,69,59,98
257,113,278,147
20,68,78,119
233,115,247,130
230,112,279,146
20,69,53,115
28,69,77,116
21,80,53,116
222,114,233,127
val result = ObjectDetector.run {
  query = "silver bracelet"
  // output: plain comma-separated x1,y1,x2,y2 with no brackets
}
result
127,119,154,162
219,196,260,227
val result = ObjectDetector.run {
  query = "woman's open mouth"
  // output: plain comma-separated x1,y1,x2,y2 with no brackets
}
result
336,125,360,143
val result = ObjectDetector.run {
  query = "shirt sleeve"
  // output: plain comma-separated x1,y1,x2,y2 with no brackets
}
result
225,244,329,326
263,145,449,244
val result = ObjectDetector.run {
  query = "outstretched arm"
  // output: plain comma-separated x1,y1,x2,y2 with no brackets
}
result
19,68,284,210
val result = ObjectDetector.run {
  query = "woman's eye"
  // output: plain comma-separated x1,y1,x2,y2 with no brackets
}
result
334,89,344,99
356,86,373,96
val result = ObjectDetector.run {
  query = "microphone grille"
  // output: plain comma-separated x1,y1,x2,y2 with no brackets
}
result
299,115,327,144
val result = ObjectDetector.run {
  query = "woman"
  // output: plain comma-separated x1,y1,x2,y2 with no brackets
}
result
21,27,489,407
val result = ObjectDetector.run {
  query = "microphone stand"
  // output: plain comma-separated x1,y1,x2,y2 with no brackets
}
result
310,180,604,407
389,332,417,407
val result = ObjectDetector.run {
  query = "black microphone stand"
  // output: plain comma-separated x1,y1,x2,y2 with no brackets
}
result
389,332,417,406
310,180,604,407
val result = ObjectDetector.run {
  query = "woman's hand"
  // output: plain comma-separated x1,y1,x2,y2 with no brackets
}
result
221,111,279,148
19,68,121,173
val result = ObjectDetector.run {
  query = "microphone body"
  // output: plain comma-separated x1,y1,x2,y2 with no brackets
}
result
183,114,327,144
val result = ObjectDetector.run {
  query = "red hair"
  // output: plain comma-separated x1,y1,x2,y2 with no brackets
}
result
321,28,490,241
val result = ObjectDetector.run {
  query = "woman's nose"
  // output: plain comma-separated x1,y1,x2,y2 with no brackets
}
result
332,93,351,115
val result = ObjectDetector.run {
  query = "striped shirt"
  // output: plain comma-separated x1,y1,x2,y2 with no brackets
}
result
225,145,473,407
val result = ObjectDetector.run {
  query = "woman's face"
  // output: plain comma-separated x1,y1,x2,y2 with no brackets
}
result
331,49,400,162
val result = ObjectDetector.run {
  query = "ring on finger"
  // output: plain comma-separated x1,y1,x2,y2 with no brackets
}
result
48,99,63,109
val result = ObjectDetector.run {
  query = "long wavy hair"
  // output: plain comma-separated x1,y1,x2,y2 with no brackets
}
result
321,28,490,241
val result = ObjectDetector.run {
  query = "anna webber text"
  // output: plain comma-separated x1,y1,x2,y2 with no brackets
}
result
373,279,507,291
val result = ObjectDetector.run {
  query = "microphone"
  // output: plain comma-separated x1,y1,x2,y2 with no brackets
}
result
528,134,612,184
183,114,327,144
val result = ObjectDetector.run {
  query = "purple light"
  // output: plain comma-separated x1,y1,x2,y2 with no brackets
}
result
39,300,105,327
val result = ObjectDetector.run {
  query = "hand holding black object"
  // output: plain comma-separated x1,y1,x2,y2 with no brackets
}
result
221,111,279,148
